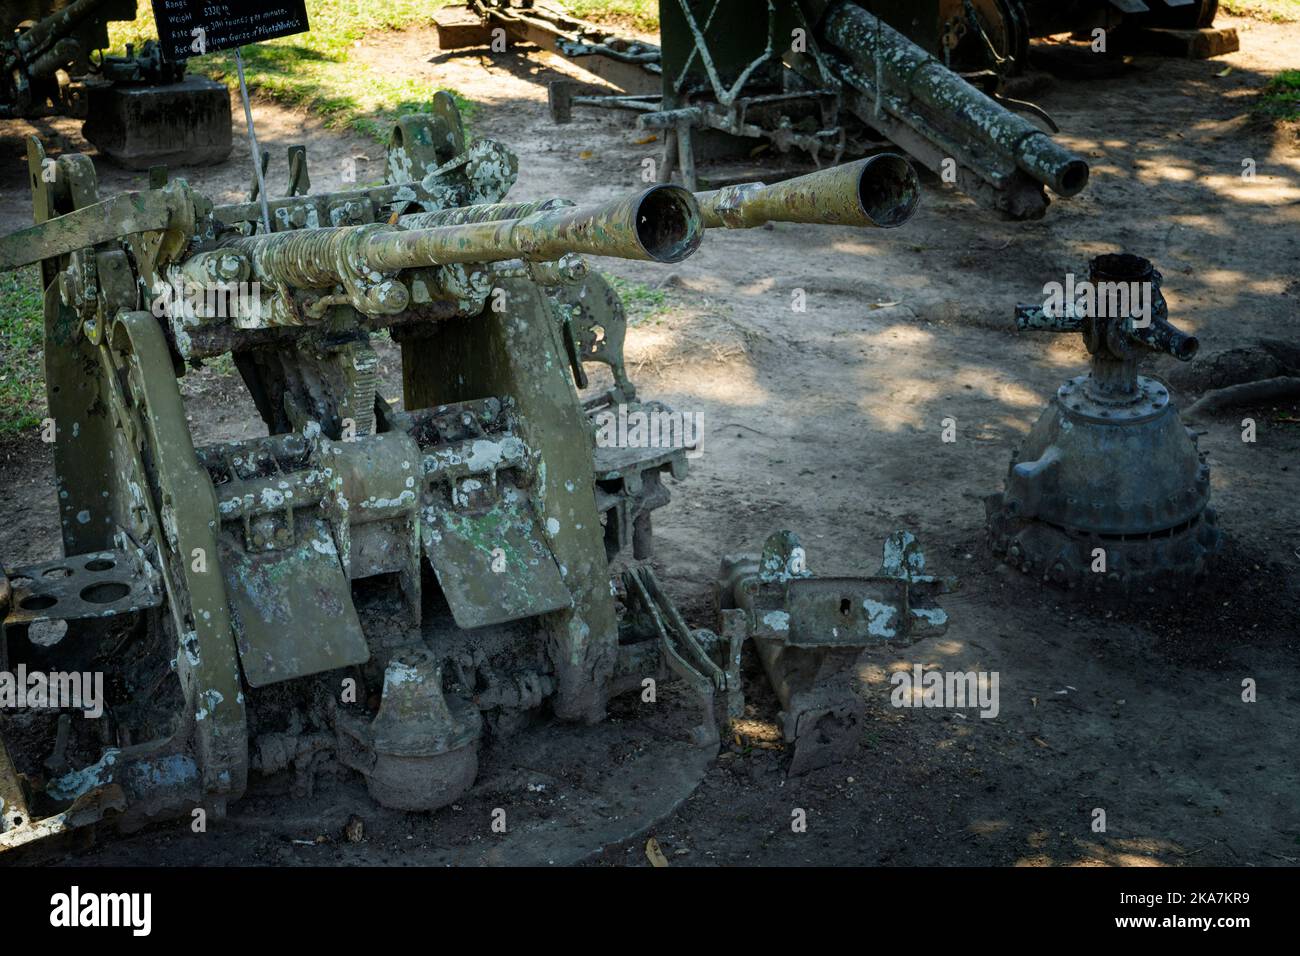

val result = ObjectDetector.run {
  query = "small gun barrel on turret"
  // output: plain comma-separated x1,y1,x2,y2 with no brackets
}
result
694,154,920,230
1132,317,1199,361
1016,254,1199,365
1015,303,1084,334
1016,303,1197,360
224,184,702,291
374,184,703,267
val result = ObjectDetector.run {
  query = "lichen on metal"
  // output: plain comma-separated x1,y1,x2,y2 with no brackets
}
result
0,96,926,853
718,530,955,774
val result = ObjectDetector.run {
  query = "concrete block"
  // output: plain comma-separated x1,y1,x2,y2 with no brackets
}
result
82,75,233,170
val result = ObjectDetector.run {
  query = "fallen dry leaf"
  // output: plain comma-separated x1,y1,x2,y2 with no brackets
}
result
645,837,669,867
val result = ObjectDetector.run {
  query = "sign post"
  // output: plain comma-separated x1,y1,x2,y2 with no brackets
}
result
150,2,312,234
233,48,272,235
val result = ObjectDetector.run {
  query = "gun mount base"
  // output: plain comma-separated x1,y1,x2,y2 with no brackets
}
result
717,530,954,776
986,396,1222,593
989,254,1222,593
80,76,233,170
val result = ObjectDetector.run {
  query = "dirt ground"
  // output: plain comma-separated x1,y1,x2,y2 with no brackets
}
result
1,14,1297,866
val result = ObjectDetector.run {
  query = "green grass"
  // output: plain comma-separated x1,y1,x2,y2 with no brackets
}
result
1222,0,1300,21
566,0,660,31
108,1,475,142
1258,68,1300,118
0,269,47,435
106,1,661,143
606,276,670,323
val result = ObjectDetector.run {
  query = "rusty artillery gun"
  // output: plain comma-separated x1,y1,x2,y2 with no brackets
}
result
0,93,949,855
2,0,134,117
444,2,1234,218
443,1,1093,219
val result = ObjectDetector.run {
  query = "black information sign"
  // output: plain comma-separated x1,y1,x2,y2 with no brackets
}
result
151,1,311,62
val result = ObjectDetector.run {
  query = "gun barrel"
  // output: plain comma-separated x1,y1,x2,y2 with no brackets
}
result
820,2,1089,199
373,184,702,267
224,184,703,291
1016,305,1198,360
1133,318,1199,361
695,154,919,229
9,0,101,66
398,197,575,229
1018,253,1200,363
1015,303,1084,333
28,38,81,79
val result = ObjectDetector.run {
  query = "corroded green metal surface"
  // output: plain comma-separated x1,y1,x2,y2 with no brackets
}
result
990,253,1219,591
695,153,919,229
2,0,135,107
220,515,370,688
398,277,621,723
0,85,925,846
217,185,702,319
107,310,248,800
422,480,574,630
399,197,575,229
821,2,1090,198
0,188,186,271
368,184,703,266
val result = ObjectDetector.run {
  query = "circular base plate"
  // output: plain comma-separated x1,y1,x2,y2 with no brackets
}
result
56,691,715,866
987,493,1222,592
1056,374,1169,424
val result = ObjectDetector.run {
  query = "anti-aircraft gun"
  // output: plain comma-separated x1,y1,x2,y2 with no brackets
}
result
441,2,1234,219
442,1,1090,220
2,0,231,168
0,92,950,853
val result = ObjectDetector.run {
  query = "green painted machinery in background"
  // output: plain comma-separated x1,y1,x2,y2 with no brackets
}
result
442,2,1232,219
2,0,136,117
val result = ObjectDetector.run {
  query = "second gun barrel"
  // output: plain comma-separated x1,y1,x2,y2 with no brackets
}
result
695,154,920,229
